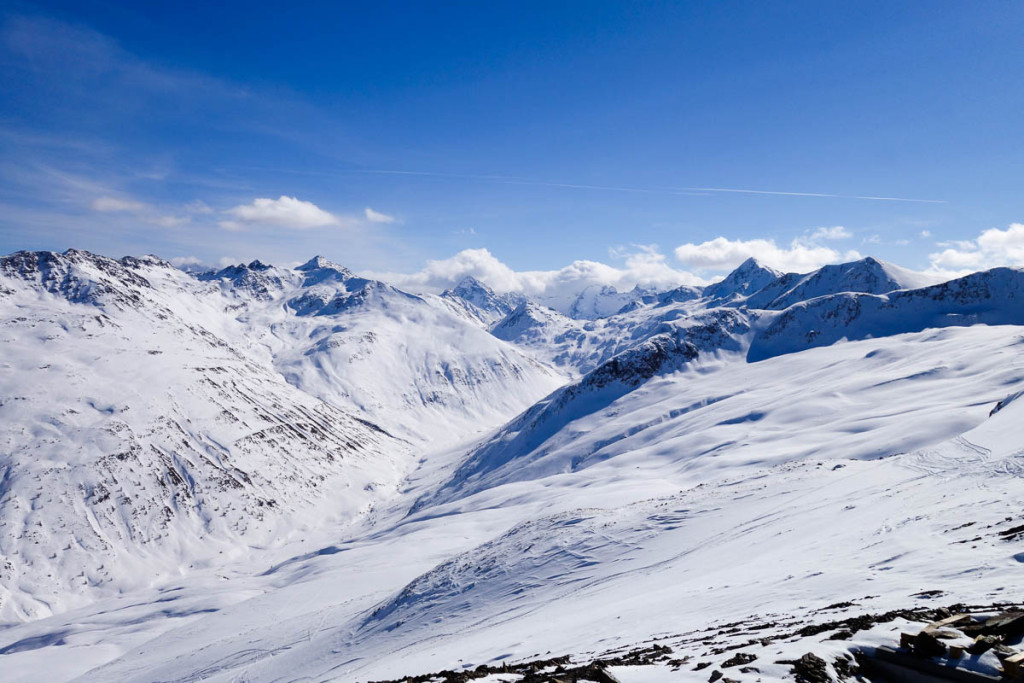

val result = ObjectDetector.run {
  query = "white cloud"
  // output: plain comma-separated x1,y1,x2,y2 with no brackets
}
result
367,246,707,309
673,236,861,273
90,196,147,212
221,196,343,230
920,229,932,238
170,256,203,267
364,207,395,224
927,223,1024,277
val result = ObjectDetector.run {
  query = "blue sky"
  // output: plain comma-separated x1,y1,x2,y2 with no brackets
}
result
1,1,1022,291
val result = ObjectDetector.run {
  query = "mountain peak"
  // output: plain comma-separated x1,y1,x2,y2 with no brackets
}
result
450,275,493,295
705,258,782,300
296,255,348,273
442,275,524,325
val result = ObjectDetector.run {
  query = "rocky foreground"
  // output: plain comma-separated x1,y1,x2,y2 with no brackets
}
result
371,601,1024,683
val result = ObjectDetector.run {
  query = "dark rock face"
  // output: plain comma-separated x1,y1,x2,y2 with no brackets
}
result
197,260,288,300
0,249,153,307
911,630,948,658
581,334,698,391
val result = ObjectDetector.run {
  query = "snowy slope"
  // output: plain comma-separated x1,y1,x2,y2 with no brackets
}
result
703,257,782,301
2,248,1024,683
439,276,524,326
0,249,563,622
0,251,410,622
566,284,658,319
744,256,934,310
3,323,1020,682
748,266,1024,361
215,258,566,444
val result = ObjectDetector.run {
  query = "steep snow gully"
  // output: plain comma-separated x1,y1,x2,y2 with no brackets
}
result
0,249,1023,682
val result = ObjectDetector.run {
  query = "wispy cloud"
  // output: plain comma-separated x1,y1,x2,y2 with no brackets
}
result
353,169,946,204
364,207,395,224
90,196,147,212
806,226,852,241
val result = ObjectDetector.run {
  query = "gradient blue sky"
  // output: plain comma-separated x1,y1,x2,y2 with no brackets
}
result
1,1,1022,289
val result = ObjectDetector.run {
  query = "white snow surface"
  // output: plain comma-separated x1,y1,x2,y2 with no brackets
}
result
0,249,1023,682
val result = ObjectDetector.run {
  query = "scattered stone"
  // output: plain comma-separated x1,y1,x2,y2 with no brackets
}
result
832,654,858,680
791,652,830,683
708,669,723,682
721,652,757,668
983,611,1024,637
910,630,947,658
968,634,1003,655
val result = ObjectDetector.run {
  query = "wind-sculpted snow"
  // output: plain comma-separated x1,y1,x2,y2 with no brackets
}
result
417,310,751,510
326,400,1024,681
415,319,1021,523
748,266,1024,361
98,388,1021,683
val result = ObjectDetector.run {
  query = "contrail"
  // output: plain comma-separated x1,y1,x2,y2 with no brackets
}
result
355,169,946,204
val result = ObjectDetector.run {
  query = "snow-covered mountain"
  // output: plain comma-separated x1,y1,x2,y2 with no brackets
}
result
439,276,524,326
703,256,782,300
743,256,934,310
191,256,565,443
0,251,411,621
565,283,658,319
2,248,1024,683
0,249,562,622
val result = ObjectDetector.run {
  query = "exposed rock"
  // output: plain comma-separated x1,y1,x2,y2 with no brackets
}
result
791,653,831,683
721,652,757,668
